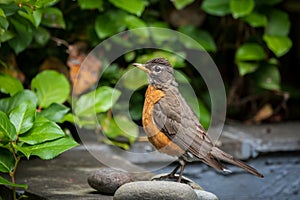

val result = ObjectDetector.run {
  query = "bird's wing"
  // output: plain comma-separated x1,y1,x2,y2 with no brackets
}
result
152,90,214,159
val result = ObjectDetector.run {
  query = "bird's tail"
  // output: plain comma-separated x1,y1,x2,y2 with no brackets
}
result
211,147,264,178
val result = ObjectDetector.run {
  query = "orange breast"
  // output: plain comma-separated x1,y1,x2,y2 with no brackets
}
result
142,85,184,157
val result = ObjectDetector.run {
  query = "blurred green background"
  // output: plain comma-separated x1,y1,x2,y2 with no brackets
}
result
1,0,300,148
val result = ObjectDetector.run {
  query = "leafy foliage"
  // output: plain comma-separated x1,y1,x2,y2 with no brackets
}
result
0,71,78,198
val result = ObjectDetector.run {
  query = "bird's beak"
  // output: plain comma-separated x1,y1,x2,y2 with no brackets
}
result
133,63,151,74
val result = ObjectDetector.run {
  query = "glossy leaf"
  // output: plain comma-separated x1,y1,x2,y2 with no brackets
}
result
121,67,148,90
41,7,65,29
0,90,37,114
179,25,217,52
38,103,69,122
78,0,103,10
17,137,78,160
0,148,14,173
265,10,290,36
230,0,254,18
74,86,121,116
263,35,292,57
201,0,230,16
0,9,8,29
172,0,194,9
243,12,267,27
0,74,23,96
18,117,65,145
31,70,70,108
255,64,281,91
235,43,266,61
0,111,16,141
0,29,14,42
18,7,42,27
33,27,50,46
95,11,127,38
100,114,138,144
198,100,211,130
0,175,28,189
8,18,33,54
236,61,259,76
9,102,35,135
108,0,146,16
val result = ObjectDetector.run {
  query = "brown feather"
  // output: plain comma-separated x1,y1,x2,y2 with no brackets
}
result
211,147,264,178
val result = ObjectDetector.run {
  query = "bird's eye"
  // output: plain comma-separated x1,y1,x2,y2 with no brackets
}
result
153,65,161,73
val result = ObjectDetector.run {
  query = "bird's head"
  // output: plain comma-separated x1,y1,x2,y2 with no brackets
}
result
133,57,177,88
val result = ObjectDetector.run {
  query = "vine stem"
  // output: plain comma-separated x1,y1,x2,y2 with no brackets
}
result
9,141,20,200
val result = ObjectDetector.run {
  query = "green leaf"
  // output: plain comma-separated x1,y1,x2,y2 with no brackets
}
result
0,148,14,173
230,0,254,18
0,74,23,96
38,103,69,122
263,35,292,57
0,175,28,189
235,43,266,61
18,117,65,145
201,0,230,16
18,7,42,27
31,70,70,108
255,64,281,91
0,8,8,29
78,0,103,10
9,102,35,135
236,61,259,76
0,90,37,114
108,0,146,16
243,12,267,27
121,67,148,90
265,10,290,36
95,11,127,39
75,86,121,117
100,114,138,144
0,111,16,141
33,27,50,46
60,113,75,124
198,100,211,130
16,137,78,160
172,0,194,9
124,15,147,29
124,15,149,38
41,7,65,29
0,29,14,42
179,25,217,52
8,17,33,54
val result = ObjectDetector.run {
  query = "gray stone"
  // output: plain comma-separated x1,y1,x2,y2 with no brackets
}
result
87,168,133,195
113,181,198,200
194,190,219,200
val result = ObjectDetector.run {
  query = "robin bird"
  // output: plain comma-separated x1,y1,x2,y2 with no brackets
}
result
133,57,264,182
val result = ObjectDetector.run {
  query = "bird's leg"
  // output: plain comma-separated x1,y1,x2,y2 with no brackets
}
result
177,159,186,182
155,159,186,182
155,164,180,181
168,164,181,178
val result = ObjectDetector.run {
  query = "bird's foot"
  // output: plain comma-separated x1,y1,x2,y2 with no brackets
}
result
152,173,181,182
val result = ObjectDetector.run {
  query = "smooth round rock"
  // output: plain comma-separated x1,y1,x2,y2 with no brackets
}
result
113,181,198,200
87,168,133,195
194,190,219,200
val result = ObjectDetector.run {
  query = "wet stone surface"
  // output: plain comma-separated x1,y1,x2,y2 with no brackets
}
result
87,168,134,195
113,181,198,200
